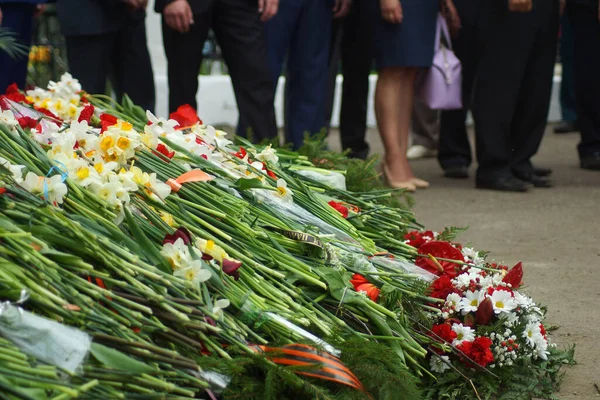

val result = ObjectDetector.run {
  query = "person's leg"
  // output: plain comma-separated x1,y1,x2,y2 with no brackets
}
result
438,22,477,172
555,14,578,133
161,12,209,113
285,0,332,148
472,2,536,188
212,0,277,142
569,3,600,169
338,2,372,159
111,13,156,113
408,97,439,158
509,0,559,183
375,66,419,184
65,33,116,94
0,4,36,91
324,18,343,131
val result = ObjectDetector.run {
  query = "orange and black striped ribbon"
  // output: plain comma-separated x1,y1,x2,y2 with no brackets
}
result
251,344,368,394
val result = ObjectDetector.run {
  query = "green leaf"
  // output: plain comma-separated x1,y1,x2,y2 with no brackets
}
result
90,343,155,374
234,178,269,191
124,207,171,274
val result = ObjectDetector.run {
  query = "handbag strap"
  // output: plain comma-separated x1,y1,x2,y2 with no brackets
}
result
434,13,453,51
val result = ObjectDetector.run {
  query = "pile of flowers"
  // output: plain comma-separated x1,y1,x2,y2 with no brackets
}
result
0,75,573,400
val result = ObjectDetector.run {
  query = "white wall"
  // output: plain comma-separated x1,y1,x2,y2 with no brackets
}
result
145,4,562,125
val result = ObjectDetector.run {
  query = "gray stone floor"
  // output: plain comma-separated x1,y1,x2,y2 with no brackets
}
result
326,127,600,399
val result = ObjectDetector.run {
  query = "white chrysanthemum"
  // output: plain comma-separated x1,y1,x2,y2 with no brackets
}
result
523,322,544,348
489,290,517,314
445,292,462,310
514,291,534,308
459,290,484,314
430,355,451,373
535,337,549,360
452,323,475,345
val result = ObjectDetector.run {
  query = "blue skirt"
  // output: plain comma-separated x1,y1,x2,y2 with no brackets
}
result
367,0,439,69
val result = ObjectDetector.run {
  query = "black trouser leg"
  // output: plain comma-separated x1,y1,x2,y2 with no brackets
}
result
438,22,477,170
472,3,540,181
338,2,372,158
569,4,600,158
111,16,156,113
65,33,116,94
510,1,559,175
325,19,343,130
213,0,277,142
162,14,209,113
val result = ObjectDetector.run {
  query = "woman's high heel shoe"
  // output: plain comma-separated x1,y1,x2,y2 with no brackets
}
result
383,164,417,192
410,177,430,188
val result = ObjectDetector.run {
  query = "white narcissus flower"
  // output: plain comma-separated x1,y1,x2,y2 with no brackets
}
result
256,144,279,164
0,157,25,183
489,290,517,314
174,261,211,285
212,298,230,318
198,125,232,148
276,178,293,201
145,110,178,138
460,290,484,314
430,355,451,373
160,238,192,271
451,323,475,345
45,175,68,204
0,110,19,129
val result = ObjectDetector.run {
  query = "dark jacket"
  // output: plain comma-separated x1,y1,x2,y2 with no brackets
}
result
154,0,208,15
567,0,597,8
56,0,143,36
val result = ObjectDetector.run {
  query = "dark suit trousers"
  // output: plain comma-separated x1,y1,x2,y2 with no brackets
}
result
438,21,478,170
568,3,600,158
162,0,277,142
473,0,559,180
65,17,156,112
558,15,577,123
325,2,372,159
0,3,36,92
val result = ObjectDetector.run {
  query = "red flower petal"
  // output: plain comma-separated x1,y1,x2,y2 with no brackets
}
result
170,104,201,128
328,201,349,219
162,227,192,245
502,261,523,289
222,258,242,281
416,241,465,278
78,104,95,123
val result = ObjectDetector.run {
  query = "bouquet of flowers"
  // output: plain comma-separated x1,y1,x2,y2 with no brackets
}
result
404,230,574,399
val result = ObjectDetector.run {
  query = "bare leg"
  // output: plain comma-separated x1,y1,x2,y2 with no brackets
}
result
375,66,418,182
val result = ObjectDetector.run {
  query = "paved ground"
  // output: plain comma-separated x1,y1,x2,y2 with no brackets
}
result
326,127,600,400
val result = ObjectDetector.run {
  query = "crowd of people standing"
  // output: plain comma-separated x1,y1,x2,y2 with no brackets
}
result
0,0,599,193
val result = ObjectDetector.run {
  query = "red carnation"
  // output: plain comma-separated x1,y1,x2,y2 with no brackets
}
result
540,324,547,340
155,143,175,159
429,275,456,300
416,241,465,278
222,258,242,281
78,104,95,123
162,227,192,245
328,201,349,219
469,337,494,367
18,116,37,129
100,113,118,133
4,83,27,103
170,104,201,128
350,273,380,302
502,261,523,289
404,230,435,248
430,323,457,344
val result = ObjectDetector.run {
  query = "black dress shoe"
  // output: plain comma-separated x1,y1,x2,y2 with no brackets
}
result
514,171,554,188
533,167,552,177
443,165,469,179
554,121,578,134
580,153,600,170
476,176,532,192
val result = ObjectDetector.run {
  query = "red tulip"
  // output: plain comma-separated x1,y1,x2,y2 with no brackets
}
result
416,241,465,278
222,258,242,281
475,297,494,326
78,104,95,123
170,104,201,128
502,262,523,289
350,274,380,302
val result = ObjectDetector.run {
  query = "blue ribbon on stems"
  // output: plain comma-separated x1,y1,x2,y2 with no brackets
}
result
43,160,68,202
